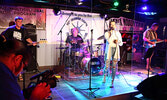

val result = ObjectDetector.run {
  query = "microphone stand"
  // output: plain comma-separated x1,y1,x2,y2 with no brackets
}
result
57,12,73,65
163,26,167,74
75,29,100,98
163,26,166,47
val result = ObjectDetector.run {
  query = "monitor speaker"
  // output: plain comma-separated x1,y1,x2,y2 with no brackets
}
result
137,74,167,99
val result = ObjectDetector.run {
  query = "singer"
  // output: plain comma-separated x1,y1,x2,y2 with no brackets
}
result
102,21,123,88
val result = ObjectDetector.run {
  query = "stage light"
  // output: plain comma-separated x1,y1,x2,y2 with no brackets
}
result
142,6,148,10
104,14,108,19
113,1,119,7
34,0,49,3
53,7,61,15
99,13,105,19
123,4,131,12
138,12,157,15
110,0,119,11
75,0,83,5
142,0,149,2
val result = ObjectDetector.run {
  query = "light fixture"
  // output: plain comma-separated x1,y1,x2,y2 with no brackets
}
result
138,12,157,15
113,1,119,7
142,6,148,11
53,7,61,15
34,0,49,3
75,0,83,5
110,0,119,11
123,4,131,12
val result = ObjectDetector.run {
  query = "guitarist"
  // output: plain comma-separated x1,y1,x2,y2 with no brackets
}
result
143,23,161,71
1,16,38,81
1,16,37,46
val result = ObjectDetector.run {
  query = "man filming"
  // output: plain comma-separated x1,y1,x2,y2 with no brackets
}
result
0,39,51,100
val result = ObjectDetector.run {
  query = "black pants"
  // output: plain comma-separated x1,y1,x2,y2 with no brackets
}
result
144,48,155,59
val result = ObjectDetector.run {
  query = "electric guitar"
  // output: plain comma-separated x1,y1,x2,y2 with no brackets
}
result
144,39,167,48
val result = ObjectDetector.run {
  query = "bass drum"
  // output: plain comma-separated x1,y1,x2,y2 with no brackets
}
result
80,57,101,75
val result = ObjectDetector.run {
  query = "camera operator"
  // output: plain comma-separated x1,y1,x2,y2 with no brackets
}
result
0,39,51,100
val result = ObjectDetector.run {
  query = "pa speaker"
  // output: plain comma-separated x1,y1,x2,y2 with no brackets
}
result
137,74,167,99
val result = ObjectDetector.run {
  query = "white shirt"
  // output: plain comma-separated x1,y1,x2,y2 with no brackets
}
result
105,30,123,47
104,30,123,61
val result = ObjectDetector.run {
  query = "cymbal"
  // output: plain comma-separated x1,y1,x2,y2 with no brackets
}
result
97,35,104,40
95,43,104,45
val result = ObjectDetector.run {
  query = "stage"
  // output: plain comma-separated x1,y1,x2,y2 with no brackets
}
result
18,63,165,100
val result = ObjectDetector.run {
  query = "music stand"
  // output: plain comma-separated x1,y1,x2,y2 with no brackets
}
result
75,29,100,98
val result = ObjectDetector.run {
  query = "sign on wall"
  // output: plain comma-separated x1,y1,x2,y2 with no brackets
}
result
46,9,105,45
0,5,46,29
106,17,145,33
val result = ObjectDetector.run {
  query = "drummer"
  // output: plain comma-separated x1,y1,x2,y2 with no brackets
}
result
65,27,83,51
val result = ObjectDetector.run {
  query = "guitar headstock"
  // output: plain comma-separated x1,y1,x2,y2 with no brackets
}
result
164,39,167,42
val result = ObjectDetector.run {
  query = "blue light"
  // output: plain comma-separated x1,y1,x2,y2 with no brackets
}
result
138,12,157,15
142,6,148,10
142,0,149,2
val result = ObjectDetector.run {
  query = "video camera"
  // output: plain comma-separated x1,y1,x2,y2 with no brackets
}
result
23,70,59,99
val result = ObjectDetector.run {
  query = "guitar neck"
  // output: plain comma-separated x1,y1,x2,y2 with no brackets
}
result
154,40,164,44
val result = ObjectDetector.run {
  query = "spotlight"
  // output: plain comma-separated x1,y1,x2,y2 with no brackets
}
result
100,13,108,19
34,0,49,3
142,0,149,2
123,4,131,12
53,7,61,15
110,0,119,11
113,1,119,7
138,12,157,15
75,0,83,5
142,6,148,11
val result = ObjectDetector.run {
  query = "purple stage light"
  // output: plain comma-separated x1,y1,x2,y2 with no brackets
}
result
142,0,149,2
142,6,148,10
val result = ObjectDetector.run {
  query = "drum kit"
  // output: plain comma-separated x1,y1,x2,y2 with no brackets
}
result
58,35,105,76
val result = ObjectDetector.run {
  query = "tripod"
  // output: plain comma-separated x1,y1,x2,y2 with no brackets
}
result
75,29,100,98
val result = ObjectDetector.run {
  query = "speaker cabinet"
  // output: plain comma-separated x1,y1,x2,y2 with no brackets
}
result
25,34,38,72
137,74,167,99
